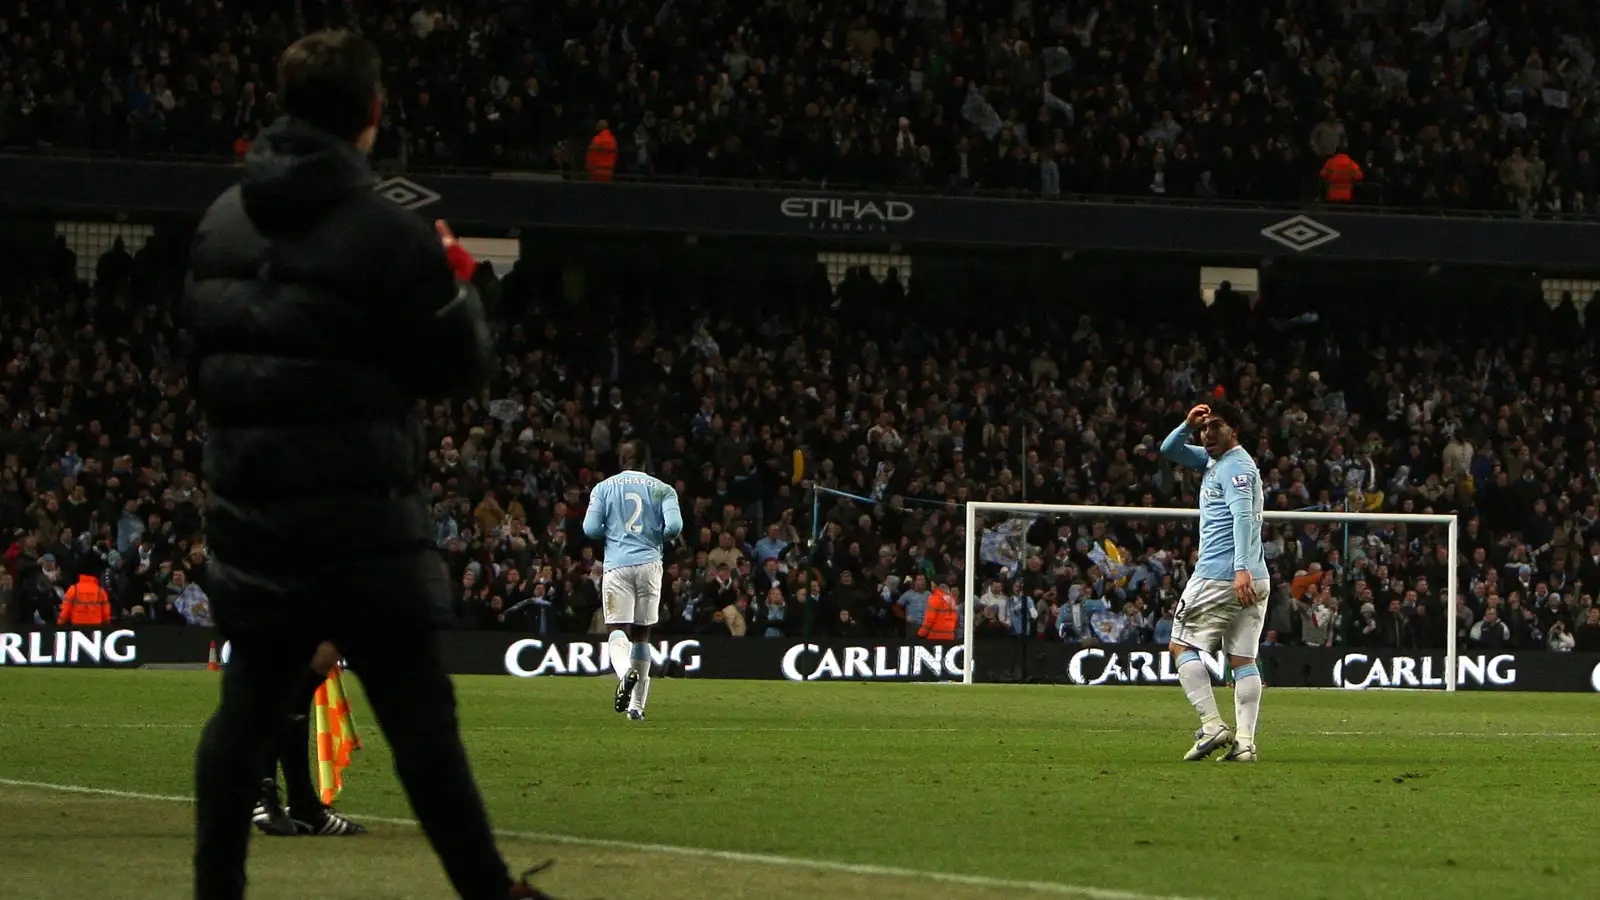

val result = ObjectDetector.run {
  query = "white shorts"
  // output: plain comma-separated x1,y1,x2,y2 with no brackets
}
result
1171,576,1269,659
602,561,662,627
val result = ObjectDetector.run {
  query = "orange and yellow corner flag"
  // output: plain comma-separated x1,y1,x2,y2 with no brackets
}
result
313,665,362,805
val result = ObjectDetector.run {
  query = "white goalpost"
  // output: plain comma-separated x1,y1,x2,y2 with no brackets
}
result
961,503,1461,689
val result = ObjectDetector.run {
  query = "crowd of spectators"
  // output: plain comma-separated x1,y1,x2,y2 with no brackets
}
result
6,1,1600,214
4,225,1600,662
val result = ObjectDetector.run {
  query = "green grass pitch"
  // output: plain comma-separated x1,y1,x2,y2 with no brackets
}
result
0,670,1595,899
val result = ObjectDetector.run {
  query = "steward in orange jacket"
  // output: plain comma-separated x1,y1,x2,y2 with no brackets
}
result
585,122,618,182
58,574,111,626
918,587,960,642
1320,151,1363,202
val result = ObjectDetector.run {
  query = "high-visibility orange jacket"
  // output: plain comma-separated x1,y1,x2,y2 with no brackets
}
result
585,129,618,182
58,574,111,626
1291,570,1321,600
1320,153,1363,202
918,588,960,642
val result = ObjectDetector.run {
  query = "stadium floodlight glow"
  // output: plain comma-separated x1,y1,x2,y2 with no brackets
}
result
961,503,1461,690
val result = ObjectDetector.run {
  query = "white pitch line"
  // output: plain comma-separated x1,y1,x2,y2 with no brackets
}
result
0,720,966,730
3,723,1597,740
0,777,1201,900
1311,730,1600,738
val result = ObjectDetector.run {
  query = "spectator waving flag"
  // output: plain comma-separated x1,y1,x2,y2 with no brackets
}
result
1411,10,1446,40
172,583,214,626
1089,603,1124,643
1374,66,1409,92
1448,19,1491,50
1043,81,1074,126
961,85,1004,140
1088,540,1132,587
1041,46,1074,78
980,515,1037,574
487,397,524,425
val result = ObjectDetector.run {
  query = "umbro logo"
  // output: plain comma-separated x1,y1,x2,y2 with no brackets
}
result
1260,215,1341,253
373,177,442,210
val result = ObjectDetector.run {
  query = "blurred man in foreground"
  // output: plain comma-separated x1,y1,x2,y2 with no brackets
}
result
185,29,559,900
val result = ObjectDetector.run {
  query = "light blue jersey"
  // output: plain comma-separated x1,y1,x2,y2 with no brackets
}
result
1160,424,1267,582
583,471,684,572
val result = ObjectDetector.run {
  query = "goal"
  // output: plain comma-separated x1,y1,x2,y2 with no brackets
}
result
960,503,1461,689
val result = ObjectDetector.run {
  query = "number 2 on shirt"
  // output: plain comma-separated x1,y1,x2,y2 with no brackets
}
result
623,491,645,533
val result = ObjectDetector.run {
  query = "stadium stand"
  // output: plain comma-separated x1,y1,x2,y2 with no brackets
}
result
4,0,1600,213
2,2,1599,662
1,222,1598,659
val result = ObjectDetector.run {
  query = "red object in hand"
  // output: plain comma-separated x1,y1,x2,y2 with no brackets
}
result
435,220,475,281
444,242,476,282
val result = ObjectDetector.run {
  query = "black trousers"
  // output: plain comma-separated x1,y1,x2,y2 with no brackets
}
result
262,667,325,816
194,552,513,900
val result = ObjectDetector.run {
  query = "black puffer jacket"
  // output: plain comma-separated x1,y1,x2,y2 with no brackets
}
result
185,118,493,583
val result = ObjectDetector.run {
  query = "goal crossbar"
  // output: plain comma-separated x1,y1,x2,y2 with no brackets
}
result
960,503,1461,689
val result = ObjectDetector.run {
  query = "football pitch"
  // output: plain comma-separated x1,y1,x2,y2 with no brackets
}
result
0,671,1595,900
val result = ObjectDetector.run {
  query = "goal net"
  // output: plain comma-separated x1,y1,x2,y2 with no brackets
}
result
960,503,1461,689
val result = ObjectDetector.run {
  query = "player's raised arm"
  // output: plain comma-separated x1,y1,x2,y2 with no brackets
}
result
583,482,608,540
661,486,683,541
1160,404,1213,470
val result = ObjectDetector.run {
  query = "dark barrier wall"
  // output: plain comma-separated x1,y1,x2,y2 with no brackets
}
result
2,155,1595,267
7,628,1600,692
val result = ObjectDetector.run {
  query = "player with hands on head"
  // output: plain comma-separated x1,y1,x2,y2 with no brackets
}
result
1159,400,1268,763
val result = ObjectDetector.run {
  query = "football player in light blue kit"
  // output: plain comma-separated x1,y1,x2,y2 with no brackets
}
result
583,439,682,721
1159,400,1268,762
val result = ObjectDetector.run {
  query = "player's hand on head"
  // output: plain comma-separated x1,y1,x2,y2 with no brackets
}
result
1185,404,1211,427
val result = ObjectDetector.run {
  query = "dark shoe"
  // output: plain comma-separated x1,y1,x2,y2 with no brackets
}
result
614,671,638,714
509,861,562,899
251,779,296,837
292,807,368,836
